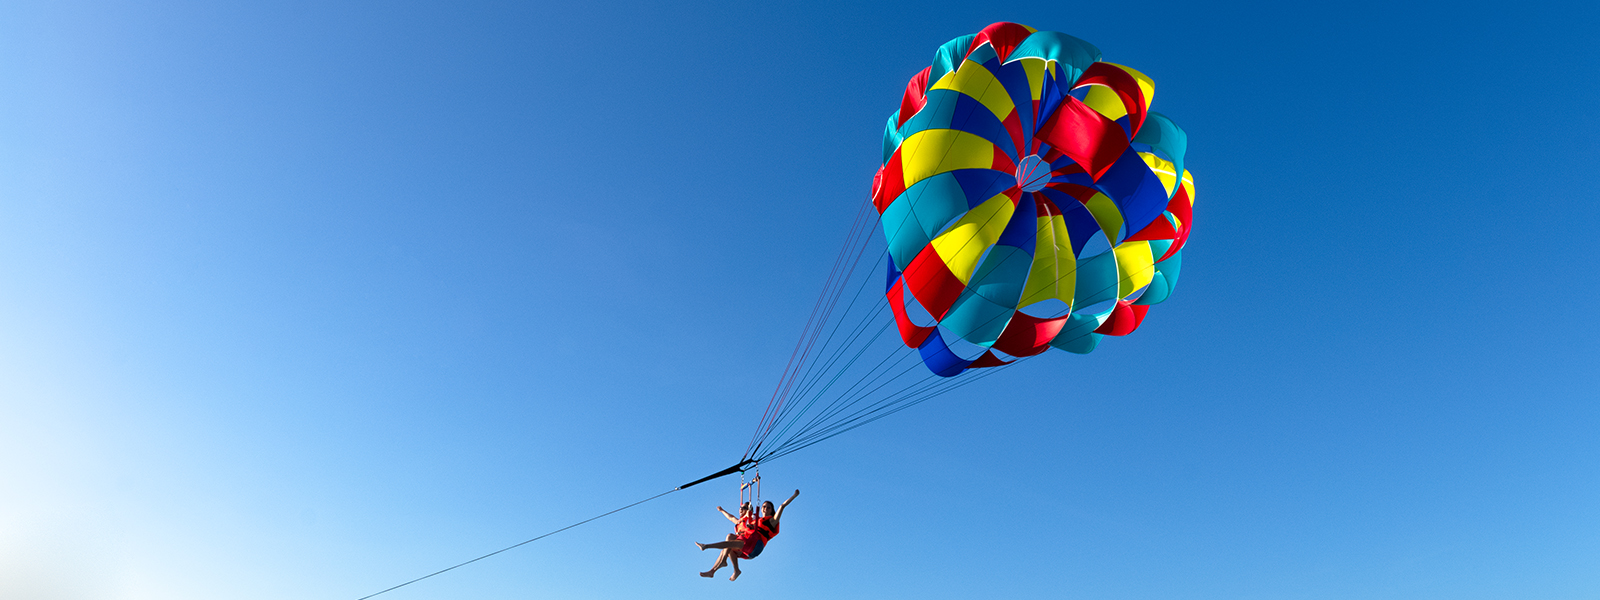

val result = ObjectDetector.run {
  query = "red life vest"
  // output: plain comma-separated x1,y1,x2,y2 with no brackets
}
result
747,517,779,543
735,514,758,537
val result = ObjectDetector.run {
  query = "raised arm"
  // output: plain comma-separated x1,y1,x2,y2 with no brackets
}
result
717,506,738,523
773,490,800,522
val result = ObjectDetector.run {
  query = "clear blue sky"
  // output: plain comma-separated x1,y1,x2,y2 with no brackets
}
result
2,1,1596,598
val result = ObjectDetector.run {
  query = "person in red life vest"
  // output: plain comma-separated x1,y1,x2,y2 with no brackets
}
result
727,502,755,537
695,503,755,579
697,489,799,581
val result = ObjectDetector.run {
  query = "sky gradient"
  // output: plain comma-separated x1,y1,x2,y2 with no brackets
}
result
2,1,1597,599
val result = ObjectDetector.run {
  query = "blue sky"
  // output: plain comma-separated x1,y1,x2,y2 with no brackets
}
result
2,1,1596,598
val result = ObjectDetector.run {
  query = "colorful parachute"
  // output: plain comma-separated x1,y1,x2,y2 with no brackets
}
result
873,22,1195,377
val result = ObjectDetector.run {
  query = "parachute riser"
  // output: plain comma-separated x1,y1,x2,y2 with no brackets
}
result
676,459,756,490
739,464,762,510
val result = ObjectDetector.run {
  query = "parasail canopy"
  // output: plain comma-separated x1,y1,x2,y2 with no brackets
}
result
743,22,1198,464
873,22,1196,377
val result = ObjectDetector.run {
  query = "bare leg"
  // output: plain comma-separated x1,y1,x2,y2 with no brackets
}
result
701,535,739,578
729,556,741,581
713,534,734,570
698,534,741,552
701,548,735,577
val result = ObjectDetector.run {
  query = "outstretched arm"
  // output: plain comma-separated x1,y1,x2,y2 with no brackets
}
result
717,506,738,523
773,490,800,522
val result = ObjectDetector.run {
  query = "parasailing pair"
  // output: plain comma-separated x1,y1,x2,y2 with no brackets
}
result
701,23,1199,580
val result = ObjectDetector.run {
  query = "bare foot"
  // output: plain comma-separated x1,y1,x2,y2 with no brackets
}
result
729,569,741,582
695,542,707,551
699,570,715,578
